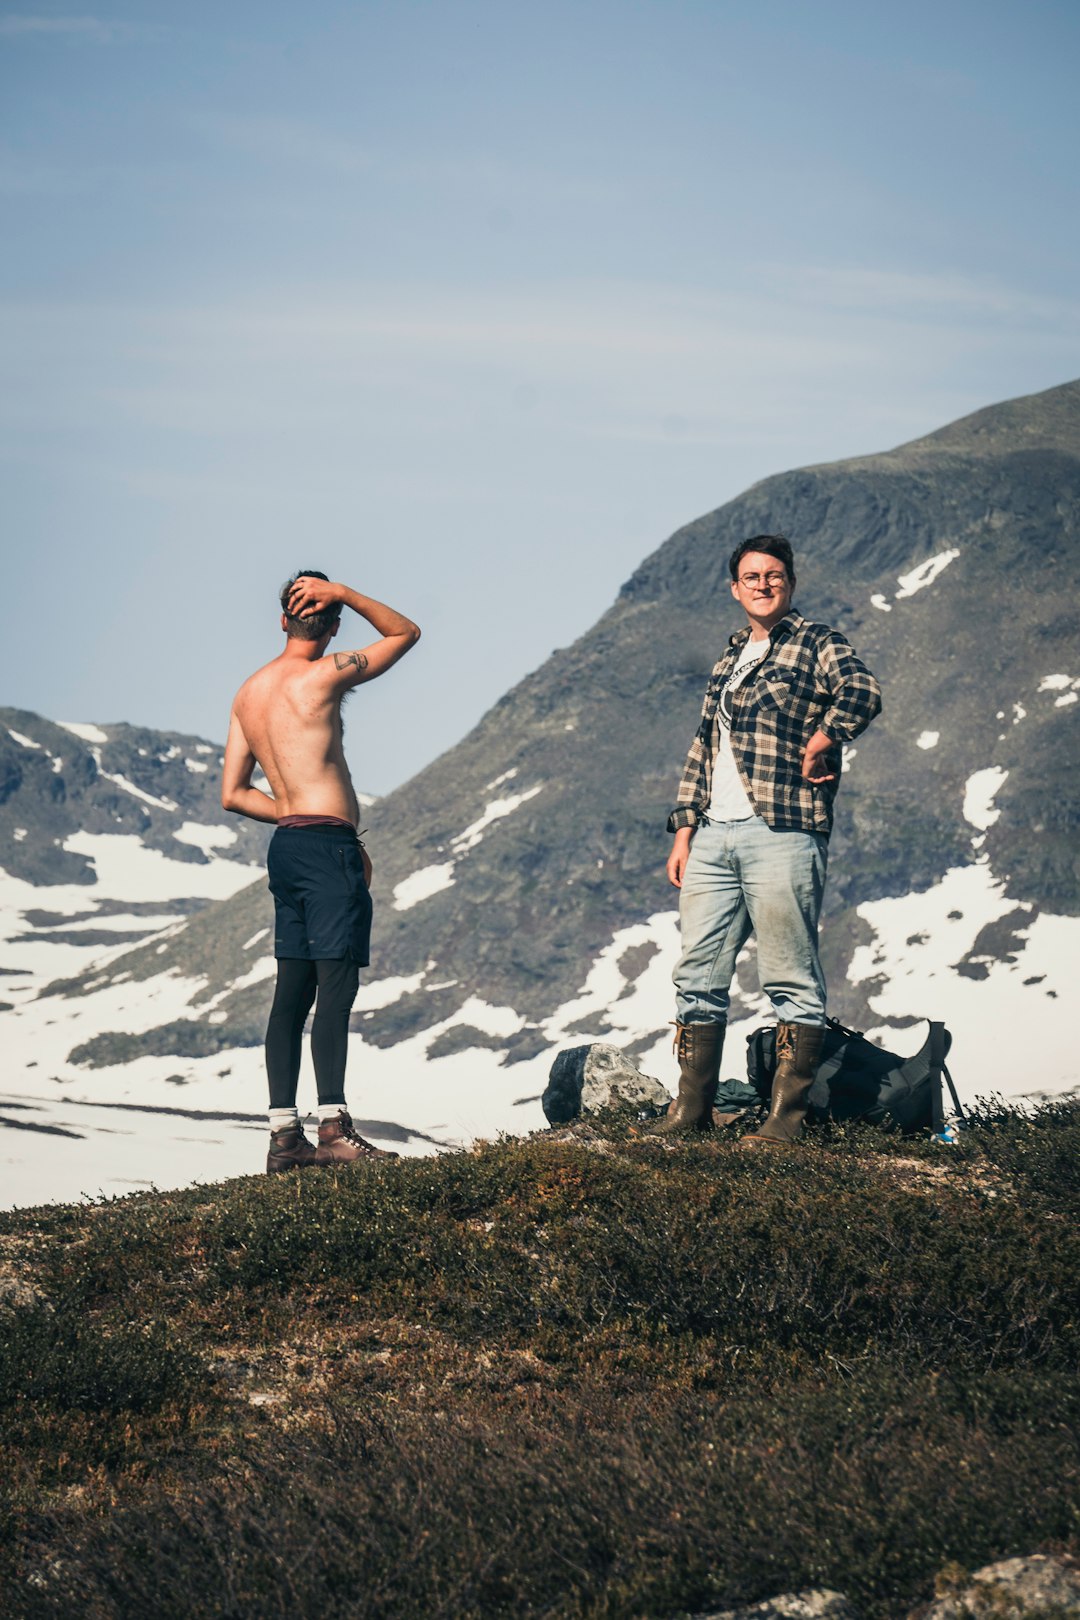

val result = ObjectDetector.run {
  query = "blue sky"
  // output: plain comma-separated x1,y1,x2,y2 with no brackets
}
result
3,0,1079,791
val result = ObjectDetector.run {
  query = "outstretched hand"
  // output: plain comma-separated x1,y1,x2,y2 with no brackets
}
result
287,576,344,619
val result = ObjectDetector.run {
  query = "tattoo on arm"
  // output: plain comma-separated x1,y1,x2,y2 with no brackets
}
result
334,652,369,673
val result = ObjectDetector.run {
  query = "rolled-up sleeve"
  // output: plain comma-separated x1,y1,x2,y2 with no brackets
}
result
667,732,708,832
666,683,719,833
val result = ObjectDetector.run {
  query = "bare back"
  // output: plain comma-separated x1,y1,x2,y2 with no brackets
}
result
221,580,419,829
232,658,360,823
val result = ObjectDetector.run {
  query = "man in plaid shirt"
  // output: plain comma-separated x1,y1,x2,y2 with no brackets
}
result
651,535,881,1147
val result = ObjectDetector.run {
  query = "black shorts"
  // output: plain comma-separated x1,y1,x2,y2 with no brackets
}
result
267,825,372,965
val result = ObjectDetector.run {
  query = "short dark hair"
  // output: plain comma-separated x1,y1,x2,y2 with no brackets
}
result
279,569,340,642
728,534,796,586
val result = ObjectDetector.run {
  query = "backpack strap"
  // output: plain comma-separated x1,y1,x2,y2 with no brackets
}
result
927,1021,946,1135
827,1016,866,1041
927,1021,945,1135
941,1059,965,1124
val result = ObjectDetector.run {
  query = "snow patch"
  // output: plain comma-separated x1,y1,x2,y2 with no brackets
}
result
916,731,940,750
184,757,209,774
427,996,524,1043
1037,674,1072,692
543,916,679,1041
0,834,262,992
173,822,238,854
196,955,276,1011
850,862,1080,1104
353,970,426,1011
870,594,892,612
43,911,185,936
58,721,108,744
243,928,270,951
97,766,178,812
59,832,260,903
962,767,1008,832
452,785,543,854
484,768,518,791
1056,692,1078,709
8,729,41,750
393,785,544,910
393,862,456,911
895,548,960,599
230,956,275,991
13,828,27,842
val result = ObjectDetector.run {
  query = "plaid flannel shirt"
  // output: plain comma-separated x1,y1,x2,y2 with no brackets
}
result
668,611,882,838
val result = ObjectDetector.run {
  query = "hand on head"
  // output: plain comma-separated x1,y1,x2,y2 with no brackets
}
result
287,575,338,620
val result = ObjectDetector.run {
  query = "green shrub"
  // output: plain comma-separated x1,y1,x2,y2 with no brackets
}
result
0,1304,201,1416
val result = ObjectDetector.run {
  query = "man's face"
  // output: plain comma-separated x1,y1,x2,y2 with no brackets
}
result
730,550,793,626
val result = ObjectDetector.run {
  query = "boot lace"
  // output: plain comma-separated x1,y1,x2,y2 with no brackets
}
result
336,1115,383,1156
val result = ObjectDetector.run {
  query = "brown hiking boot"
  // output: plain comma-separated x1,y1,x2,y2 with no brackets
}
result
315,1110,400,1165
740,1021,825,1149
266,1123,318,1173
647,1022,725,1135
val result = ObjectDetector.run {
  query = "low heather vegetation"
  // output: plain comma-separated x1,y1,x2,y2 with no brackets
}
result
2,1101,1078,1619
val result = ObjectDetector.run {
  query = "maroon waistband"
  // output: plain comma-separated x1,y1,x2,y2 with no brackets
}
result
277,815,357,831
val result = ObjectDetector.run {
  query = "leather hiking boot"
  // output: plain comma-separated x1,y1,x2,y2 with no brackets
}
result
315,1110,400,1165
647,1022,725,1135
266,1123,318,1173
740,1021,825,1149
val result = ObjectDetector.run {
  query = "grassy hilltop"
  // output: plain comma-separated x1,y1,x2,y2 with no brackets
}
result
2,1105,1079,1620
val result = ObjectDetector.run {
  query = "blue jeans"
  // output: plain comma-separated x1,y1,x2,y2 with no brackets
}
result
673,815,828,1027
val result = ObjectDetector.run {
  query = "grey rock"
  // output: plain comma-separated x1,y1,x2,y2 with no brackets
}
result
0,1275,52,1310
913,1553,1080,1619
691,1590,857,1620
543,1042,671,1124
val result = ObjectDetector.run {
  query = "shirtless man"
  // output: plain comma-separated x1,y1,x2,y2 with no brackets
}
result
222,571,420,1172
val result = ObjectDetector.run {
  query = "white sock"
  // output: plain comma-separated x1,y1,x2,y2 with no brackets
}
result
269,1107,299,1133
318,1102,347,1122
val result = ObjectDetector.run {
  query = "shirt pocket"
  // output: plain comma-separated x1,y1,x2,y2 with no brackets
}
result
754,668,808,714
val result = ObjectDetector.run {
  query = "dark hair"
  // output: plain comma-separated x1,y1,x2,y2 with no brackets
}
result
279,570,340,642
728,534,796,586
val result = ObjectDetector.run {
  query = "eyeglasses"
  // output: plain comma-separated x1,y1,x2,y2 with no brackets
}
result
738,571,788,589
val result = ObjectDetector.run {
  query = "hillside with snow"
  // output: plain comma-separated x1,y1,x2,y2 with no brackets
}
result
3,379,1078,1207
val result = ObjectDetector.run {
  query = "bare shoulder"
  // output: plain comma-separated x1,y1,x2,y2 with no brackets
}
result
330,649,370,676
231,664,267,713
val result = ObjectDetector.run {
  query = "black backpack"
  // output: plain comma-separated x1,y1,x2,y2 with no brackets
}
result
738,1017,964,1135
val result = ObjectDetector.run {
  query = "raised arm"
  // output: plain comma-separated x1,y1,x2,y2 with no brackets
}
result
287,577,421,689
221,710,278,823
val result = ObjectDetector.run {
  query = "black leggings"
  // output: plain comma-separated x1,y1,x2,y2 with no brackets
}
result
265,958,361,1109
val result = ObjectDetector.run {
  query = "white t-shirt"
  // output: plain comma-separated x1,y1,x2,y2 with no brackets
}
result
703,635,769,822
